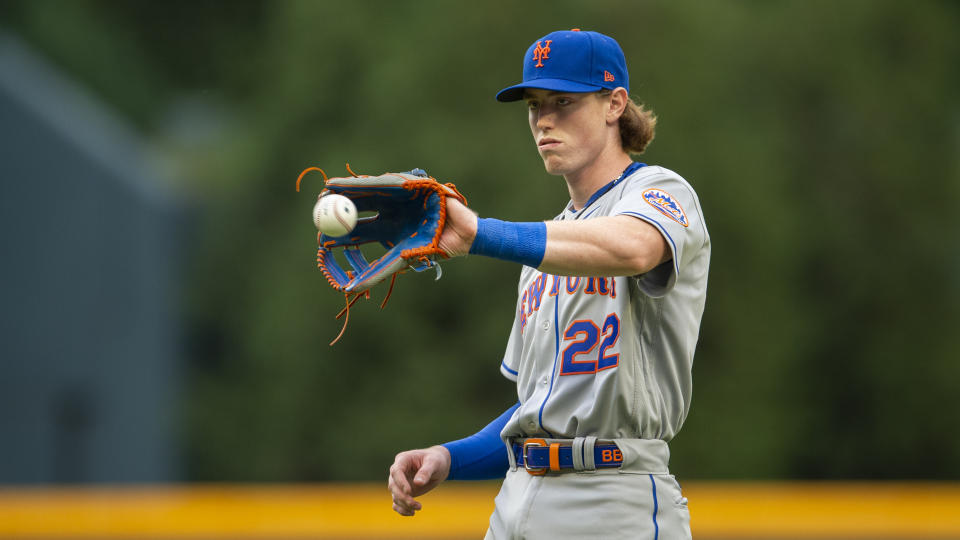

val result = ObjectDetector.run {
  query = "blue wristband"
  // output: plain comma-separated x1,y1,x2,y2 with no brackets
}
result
442,403,518,480
469,218,547,268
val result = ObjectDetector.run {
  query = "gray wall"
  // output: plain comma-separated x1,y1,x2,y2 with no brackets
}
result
0,35,182,483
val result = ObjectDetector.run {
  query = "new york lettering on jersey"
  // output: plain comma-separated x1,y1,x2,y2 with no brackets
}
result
518,274,617,333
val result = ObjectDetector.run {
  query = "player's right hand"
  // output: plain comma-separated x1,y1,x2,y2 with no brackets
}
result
388,445,451,516
437,196,478,258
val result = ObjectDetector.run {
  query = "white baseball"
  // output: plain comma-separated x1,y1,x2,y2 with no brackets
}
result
313,194,357,237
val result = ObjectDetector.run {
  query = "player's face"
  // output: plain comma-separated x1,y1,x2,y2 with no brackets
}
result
525,89,611,176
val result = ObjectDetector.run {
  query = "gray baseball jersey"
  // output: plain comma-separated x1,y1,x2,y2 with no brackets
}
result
499,165,710,443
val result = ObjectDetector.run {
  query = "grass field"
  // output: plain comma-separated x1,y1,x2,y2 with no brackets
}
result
1,482,958,539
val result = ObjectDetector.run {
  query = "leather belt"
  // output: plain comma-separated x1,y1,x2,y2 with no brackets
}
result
512,438,623,475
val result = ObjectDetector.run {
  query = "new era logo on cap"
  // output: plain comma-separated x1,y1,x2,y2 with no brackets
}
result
496,29,629,102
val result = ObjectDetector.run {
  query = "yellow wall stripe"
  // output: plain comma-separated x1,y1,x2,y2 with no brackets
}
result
0,482,958,538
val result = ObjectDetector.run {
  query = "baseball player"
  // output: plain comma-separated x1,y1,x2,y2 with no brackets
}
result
388,29,710,539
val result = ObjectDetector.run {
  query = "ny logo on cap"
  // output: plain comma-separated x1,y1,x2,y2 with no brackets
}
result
532,40,552,68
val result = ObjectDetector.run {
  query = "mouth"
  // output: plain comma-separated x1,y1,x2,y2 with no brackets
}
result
537,137,561,151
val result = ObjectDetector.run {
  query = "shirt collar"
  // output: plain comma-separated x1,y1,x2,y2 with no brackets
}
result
567,161,647,216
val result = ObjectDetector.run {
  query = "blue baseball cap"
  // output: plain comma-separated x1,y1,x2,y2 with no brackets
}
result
496,29,630,102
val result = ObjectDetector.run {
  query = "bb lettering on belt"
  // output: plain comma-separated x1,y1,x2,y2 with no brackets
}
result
601,448,623,463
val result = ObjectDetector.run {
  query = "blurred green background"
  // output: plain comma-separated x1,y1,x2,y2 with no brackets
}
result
1,0,958,484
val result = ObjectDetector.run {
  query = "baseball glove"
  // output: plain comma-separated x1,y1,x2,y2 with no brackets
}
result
297,164,467,344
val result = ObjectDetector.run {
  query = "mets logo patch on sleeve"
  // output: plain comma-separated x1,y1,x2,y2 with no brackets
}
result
642,189,689,227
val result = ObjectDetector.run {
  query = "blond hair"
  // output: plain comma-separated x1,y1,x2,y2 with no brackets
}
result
600,89,657,154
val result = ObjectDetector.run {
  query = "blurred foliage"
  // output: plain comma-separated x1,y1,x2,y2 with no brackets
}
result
2,0,958,481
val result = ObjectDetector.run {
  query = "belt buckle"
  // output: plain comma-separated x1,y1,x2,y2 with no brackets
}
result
522,438,548,476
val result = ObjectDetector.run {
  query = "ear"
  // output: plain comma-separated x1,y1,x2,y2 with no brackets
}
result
606,87,629,124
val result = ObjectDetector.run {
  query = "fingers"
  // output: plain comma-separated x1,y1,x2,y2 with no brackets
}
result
412,458,433,487
388,452,424,516
413,470,430,487
388,465,417,507
392,497,421,516
389,479,421,512
388,460,412,497
389,482,422,516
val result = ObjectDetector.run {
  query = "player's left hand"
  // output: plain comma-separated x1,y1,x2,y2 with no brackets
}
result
437,195,478,257
388,445,451,516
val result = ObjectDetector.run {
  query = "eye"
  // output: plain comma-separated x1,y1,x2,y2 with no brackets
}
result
556,97,572,106
527,101,540,111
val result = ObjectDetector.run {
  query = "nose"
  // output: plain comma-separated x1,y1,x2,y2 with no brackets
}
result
534,107,554,131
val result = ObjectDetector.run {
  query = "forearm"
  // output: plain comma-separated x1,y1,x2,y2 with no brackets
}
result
468,215,669,277
539,216,669,276
442,403,518,480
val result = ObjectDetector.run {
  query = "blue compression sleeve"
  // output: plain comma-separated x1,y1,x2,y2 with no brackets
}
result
469,219,547,268
442,403,519,480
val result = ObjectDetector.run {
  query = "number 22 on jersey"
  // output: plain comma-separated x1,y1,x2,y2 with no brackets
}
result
560,313,620,375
